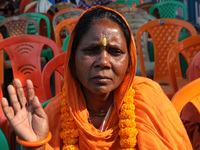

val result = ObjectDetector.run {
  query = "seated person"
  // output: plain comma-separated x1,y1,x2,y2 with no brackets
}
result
1,6,193,149
77,0,114,9
181,51,200,150
0,0,15,17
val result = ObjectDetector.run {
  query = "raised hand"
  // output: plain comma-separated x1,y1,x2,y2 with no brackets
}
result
1,79,49,142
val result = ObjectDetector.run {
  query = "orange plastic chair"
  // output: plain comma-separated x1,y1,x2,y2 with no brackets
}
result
167,35,200,94
0,16,39,37
135,18,197,99
42,52,66,100
0,35,60,103
171,78,200,116
52,8,84,32
55,17,79,52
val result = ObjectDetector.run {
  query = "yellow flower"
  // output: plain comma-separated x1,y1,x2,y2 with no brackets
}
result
119,119,136,128
62,144,79,150
60,129,79,139
63,137,79,145
119,137,137,148
119,110,136,120
119,128,138,138
120,104,135,111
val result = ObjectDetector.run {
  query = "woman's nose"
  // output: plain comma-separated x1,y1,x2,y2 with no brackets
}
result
95,50,111,69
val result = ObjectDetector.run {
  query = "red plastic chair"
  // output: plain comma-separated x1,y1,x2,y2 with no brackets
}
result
0,35,60,103
167,35,200,95
0,33,4,88
42,52,66,100
135,18,197,99
54,17,79,52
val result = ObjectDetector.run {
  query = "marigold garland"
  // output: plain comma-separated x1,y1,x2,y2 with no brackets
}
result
60,85,138,149
60,86,79,150
119,86,138,150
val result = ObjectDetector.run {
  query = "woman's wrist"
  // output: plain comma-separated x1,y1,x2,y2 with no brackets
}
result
16,132,52,147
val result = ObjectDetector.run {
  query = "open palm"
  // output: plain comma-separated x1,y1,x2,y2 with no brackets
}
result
1,79,49,142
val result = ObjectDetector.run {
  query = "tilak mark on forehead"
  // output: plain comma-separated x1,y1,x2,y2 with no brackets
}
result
102,37,108,46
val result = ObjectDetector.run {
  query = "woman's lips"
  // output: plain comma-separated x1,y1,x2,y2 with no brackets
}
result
91,76,112,84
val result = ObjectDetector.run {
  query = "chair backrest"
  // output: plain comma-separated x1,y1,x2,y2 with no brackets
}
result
0,15,5,21
106,3,147,15
149,1,187,20
55,17,79,52
136,18,197,80
0,35,60,103
171,78,200,116
136,2,159,18
0,128,9,150
0,16,39,37
48,2,78,15
62,34,70,52
167,35,200,93
42,52,66,100
53,8,84,32
123,12,156,62
115,0,141,7
20,12,51,38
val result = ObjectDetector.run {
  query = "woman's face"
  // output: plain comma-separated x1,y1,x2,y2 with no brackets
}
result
75,18,129,95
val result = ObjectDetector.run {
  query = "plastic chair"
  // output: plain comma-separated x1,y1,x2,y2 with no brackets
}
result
0,128,9,150
149,1,187,20
42,52,66,100
115,0,141,7
171,78,200,116
20,12,54,61
137,2,159,18
62,34,70,52
48,2,78,15
123,12,156,77
0,35,60,103
55,17,79,52
135,18,197,99
20,12,51,38
167,35,200,94
52,8,84,32
0,16,39,37
106,3,147,15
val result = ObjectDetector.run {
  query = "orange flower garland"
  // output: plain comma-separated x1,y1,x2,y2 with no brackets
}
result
119,86,138,149
60,86,79,150
60,85,138,149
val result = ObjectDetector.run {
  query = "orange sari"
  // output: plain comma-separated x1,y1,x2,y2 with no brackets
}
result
44,6,192,150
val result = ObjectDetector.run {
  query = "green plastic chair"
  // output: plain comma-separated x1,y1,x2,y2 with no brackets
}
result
20,13,53,61
0,128,9,150
0,15,5,21
149,1,187,20
62,34,70,52
115,0,140,7
149,1,187,75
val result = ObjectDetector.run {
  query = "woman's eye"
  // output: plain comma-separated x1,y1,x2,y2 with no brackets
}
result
109,49,123,56
83,48,98,55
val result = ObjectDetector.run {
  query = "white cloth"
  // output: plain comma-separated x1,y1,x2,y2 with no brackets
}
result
35,0,52,13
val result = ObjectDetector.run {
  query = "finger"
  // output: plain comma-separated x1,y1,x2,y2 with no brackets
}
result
1,98,14,121
32,96,46,119
8,84,21,113
26,79,35,105
14,79,27,107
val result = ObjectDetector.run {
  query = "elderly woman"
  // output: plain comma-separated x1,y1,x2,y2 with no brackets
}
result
1,6,192,150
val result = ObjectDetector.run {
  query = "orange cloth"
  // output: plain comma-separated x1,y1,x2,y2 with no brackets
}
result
44,6,192,150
